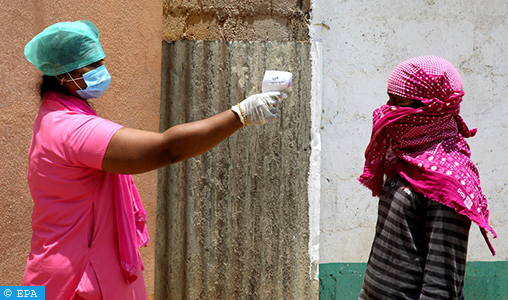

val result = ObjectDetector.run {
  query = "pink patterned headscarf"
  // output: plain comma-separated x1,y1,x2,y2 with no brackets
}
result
359,56,496,255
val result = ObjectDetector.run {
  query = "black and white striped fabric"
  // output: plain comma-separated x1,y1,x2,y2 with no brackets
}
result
359,175,471,300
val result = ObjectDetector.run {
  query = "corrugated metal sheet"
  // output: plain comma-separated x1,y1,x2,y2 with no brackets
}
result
155,41,313,300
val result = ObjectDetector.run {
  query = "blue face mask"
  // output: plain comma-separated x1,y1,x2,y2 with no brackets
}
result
67,65,111,99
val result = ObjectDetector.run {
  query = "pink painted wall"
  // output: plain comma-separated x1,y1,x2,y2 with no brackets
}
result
0,1,162,298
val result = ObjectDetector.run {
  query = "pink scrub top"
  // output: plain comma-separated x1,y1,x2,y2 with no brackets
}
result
24,92,148,300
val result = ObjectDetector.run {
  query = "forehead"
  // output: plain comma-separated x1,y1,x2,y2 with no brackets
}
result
70,59,104,75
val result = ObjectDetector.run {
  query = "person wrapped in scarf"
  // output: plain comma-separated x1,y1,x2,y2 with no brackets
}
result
358,56,496,300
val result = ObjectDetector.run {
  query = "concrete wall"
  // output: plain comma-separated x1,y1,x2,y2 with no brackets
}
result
156,40,315,300
310,0,508,298
0,1,162,299
163,0,310,41
156,1,315,299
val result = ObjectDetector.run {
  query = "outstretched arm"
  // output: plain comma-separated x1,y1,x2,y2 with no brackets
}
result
101,92,285,174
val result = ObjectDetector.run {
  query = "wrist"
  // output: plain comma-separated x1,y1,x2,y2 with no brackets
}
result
231,104,247,126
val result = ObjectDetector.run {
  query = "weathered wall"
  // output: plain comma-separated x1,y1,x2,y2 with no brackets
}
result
156,41,314,299
310,0,508,298
163,0,310,41
0,0,162,298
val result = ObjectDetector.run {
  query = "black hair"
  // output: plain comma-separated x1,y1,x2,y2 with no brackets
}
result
39,75,70,98
39,74,93,107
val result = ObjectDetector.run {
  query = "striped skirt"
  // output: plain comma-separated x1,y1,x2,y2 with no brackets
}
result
359,175,471,300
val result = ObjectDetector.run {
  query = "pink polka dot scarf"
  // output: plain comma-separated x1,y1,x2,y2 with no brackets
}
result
359,56,496,255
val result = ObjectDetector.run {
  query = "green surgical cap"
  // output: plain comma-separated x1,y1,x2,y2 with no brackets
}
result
25,20,105,76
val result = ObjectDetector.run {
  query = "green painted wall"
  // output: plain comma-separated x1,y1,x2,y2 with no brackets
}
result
320,261,508,300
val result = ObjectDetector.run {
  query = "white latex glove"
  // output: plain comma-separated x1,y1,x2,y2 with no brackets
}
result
231,92,287,126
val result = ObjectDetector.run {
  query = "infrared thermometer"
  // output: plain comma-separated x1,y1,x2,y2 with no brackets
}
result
262,70,292,92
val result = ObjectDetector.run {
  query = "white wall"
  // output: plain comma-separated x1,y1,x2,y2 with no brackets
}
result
310,0,508,264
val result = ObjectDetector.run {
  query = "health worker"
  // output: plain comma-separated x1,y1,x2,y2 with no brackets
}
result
23,20,286,300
